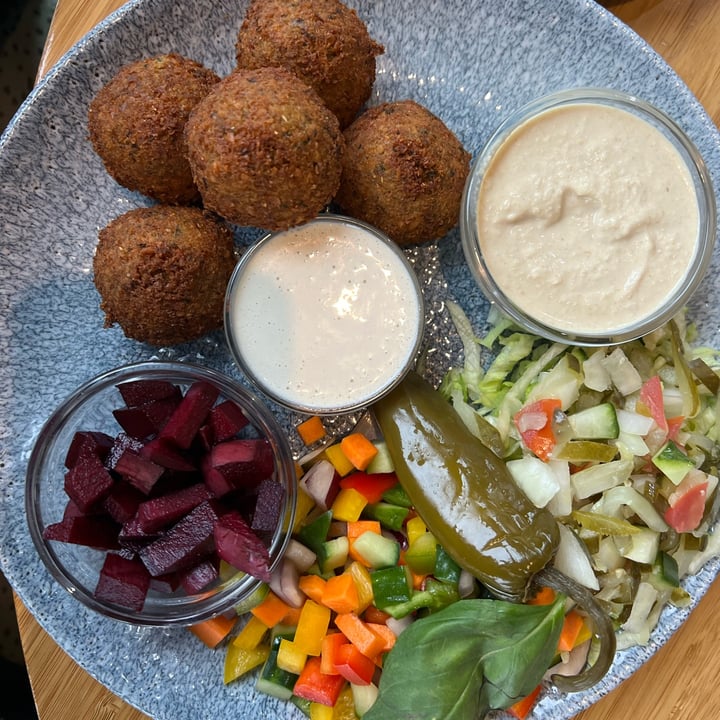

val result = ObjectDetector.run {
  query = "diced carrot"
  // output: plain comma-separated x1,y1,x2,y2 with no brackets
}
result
232,615,268,650
320,632,348,675
527,586,556,605
366,622,396,653
188,614,237,649
333,642,377,685
251,590,292,628
362,605,391,625
557,609,586,653
323,572,360,614
335,612,385,659
299,575,328,604
297,416,327,445
293,656,346,706
340,433,379,471
282,604,303,627
347,520,381,565
508,684,542,720
339,471,398,503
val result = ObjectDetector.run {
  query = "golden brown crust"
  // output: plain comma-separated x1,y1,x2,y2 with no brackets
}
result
185,67,344,231
334,100,471,246
88,53,220,205
235,0,383,129
93,205,237,346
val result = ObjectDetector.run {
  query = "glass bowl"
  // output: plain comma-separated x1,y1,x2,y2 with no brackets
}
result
224,213,425,415
25,360,297,626
460,87,717,346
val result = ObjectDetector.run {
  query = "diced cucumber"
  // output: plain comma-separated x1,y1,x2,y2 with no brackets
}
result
352,682,379,717
567,403,619,440
370,565,412,610
362,501,410,531
256,628,298,701
365,440,395,474
652,440,694,485
352,530,400,569
316,536,349,574
381,483,413,508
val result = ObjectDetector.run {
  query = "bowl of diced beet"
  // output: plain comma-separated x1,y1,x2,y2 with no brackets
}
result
25,360,297,625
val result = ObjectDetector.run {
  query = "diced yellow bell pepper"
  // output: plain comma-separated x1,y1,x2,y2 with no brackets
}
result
331,487,368,522
223,643,269,684
232,615,269,650
277,638,308,675
406,516,427,545
346,561,374,613
294,485,317,533
332,685,358,720
294,599,332,656
324,443,355,476
310,702,335,720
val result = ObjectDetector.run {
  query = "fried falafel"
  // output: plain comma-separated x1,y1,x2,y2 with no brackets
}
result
93,205,236,346
88,53,220,205
185,67,344,231
235,0,383,129
334,100,471,246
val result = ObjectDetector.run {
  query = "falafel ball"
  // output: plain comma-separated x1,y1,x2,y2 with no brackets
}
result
235,0,383,129
93,205,237,346
185,67,344,231
88,53,220,205
334,100,471,246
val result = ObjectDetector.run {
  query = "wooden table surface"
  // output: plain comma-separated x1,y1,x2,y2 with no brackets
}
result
15,0,720,718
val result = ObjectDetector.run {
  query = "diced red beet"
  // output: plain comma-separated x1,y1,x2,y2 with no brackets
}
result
207,439,275,490
62,499,85,519
112,396,181,440
201,453,235,498
252,478,284,537
117,379,181,408
180,558,220,594
118,517,162,553
102,481,145,524
138,500,221,577
203,400,249,446
95,554,151,611
63,453,115,512
115,450,165,495
134,483,211,534
150,571,182,594
43,514,121,550
159,381,219,449
64,431,114,469
213,510,271,582
139,437,196,472
105,433,144,471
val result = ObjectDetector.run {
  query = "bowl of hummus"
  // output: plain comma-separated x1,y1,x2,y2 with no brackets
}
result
460,87,716,345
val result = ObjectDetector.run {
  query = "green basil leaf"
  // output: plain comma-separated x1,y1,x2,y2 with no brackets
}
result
363,596,565,720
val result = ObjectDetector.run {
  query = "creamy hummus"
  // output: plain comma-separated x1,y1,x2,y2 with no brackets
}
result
476,102,700,335
226,216,423,413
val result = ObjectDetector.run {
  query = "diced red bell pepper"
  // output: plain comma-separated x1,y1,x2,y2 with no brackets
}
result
638,375,669,435
333,642,377,685
293,656,346,706
664,478,709,533
514,399,562,461
339,472,398,504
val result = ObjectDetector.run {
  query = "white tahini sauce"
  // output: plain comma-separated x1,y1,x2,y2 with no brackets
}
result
227,217,423,412
477,102,700,335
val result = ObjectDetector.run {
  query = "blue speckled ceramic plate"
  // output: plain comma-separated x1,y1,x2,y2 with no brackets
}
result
2,1,720,718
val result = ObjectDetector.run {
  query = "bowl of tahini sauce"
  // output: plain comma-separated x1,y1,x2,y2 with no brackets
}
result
225,214,425,414
461,88,716,345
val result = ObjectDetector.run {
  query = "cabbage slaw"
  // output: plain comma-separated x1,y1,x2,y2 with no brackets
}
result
440,302,720,650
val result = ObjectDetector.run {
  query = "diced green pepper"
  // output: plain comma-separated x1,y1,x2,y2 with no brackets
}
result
381,483,413,508
296,510,332,554
382,579,459,619
370,565,412,610
433,544,461,584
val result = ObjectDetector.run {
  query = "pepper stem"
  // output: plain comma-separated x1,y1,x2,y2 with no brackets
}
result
533,565,617,692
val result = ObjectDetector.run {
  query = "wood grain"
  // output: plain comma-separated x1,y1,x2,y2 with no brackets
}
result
16,0,720,718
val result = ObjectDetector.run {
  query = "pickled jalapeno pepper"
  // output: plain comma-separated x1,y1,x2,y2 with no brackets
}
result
374,370,559,602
